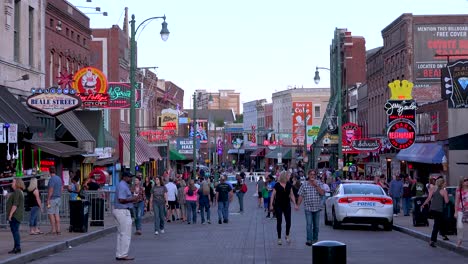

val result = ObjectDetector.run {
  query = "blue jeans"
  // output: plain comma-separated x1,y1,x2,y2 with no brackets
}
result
134,201,144,231
186,201,197,224
9,217,21,249
402,197,412,216
305,210,320,242
199,201,211,223
29,206,40,227
153,202,165,232
236,192,245,212
392,197,401,214
218,200,229,221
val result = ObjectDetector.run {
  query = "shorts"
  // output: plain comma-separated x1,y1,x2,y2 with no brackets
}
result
168,201,177,210
258,192,262,198
47,198,61,215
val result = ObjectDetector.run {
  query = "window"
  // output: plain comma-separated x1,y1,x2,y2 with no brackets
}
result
83,38,86,46
77,34,80,43
28,6,34,66
49,51,54,86
343,184,384,195
71,30,74,39
14,0,20,62
66,28,69,36
49,18,54,27
314,105,321,118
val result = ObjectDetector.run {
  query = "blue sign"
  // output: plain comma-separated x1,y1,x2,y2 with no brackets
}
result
176,137,200,154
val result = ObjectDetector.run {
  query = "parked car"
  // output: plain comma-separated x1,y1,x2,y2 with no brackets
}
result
324,181,393,231
226,174,238,189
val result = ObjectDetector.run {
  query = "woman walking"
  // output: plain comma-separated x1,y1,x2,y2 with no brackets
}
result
7,178,25,254
422,178,449,247
184,180,198,224
178,180,187,222
150,177,168,235
198,178,213,224
270,172,297,245
27,178,43,235
143,176,153,212
132,176,145,235
455,175,468,248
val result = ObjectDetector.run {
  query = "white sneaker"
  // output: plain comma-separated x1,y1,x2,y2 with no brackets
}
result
393,214,398,217
154,231,159,235
160,230,165,234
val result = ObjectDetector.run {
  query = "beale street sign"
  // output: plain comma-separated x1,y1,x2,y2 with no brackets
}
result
27,92,81,116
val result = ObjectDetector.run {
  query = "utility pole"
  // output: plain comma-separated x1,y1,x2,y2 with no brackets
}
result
192,93,197,179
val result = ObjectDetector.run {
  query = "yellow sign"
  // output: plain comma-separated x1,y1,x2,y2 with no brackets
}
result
388,80,414,100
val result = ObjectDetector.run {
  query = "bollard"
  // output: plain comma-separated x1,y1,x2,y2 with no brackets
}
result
312,240,346,264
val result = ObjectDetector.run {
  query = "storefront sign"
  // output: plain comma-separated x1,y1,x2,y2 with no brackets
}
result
94,147,113,159
384,100,417,124
72,67,109,108
342,123,361,153
40,160,55,172
161,108,179,132
8,124,18,143
441,59,468,108
351,138,381,151
107,82,142,109
292,102,313,147
140,129,176,143
176,137,200,154
27,91,81,116
387,120,416,149
415,134,436,142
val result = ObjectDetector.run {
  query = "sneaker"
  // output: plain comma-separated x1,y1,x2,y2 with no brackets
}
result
160,230,165,234
223,219,229,224
218,220,222,224
154,231,159,235
442,236,449,241
202,222,206,225
277,239,282,245
207,220,211,224
393,214,398,217
429,241,436,247
286,236,291,243
305,241,312,246
187,222,191,225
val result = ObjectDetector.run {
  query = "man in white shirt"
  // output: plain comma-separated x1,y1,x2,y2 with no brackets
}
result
165,178,178,223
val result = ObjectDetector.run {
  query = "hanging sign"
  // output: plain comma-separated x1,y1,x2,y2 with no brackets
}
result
107,82,142,109
27,88,81,116
384,100,417,124
342,122,361,153
441,59,468,108
72,67,109,108
387,119,416,149
351,138,381,151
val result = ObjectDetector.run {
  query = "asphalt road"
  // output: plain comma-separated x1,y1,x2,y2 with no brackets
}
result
30,182,467,264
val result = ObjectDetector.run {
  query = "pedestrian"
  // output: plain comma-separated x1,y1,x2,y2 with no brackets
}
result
270,172,296,245
178,180,187,222
235,173,247,213
215,175,233,224
131,176,145,235
402,176,413,216
7,178,25,254
143,176,153,213
46,167,62,235
422,178,449,247
295,170,325,246
411,177,426,197
454,175,468,248
150,177,168,234
198,178,213,224
377,175,389,195
67,175,81,201
26,178,43,235
266,175,276,218
389,174,403,216
185,180,198,224
165,178,178,222
290,176,301,204
113,172,137,261
257,176,265,208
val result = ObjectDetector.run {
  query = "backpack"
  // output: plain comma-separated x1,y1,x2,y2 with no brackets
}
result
240,183,247,193
187,187,194,196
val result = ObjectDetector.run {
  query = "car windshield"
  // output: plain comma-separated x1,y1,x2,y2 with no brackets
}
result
343,184,384,195
227,176,236,181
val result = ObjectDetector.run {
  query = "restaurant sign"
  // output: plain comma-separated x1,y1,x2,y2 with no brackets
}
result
27,88,81,116
387,119,416,149
351,138,381,151
107,82,142,109
72,67,109,108
140,129,176,143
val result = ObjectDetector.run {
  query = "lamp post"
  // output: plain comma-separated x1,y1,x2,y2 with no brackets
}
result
192,92,198,179
208,94,214,173
314,64,343,172
129,14,169,175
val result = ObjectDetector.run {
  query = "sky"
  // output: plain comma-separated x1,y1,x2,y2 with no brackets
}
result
69,0,468,110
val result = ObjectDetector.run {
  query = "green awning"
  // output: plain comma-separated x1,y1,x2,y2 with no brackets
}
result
265,148,292,159
170,149,187,160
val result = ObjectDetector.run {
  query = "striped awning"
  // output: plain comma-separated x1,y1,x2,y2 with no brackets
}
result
120,133,161,164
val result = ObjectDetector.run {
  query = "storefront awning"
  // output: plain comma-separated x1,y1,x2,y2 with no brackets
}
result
56,112,96,144
228,149,245,154
396,143,445,164
120,133,162,164
265,148,292,159
170,149,187,160
250,148,266,157
0,86,44,133
26,140,85,157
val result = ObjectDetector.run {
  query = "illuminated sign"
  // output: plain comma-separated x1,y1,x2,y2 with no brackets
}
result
27,91,81,116
161,108,179,132
107,82,142,109
441,59,468,108
387,120,416,149
351,138,381,151
189,119,207,143
72,67,109,108
342,123,361,153
140,130,176,143
388,80,414,100
384,100,417,124
177,138,200,154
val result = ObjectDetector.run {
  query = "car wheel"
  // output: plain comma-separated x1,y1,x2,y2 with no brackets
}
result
332,208,341,229
324,209,331,226
383,221,393,231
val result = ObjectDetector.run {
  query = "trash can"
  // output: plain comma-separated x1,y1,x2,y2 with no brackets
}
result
312,240,346,264
412,197,429,226
90,198,104,226
69,200,89,233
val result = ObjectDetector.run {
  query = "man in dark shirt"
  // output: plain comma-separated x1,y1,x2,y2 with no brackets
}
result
215,176,233,224
86,176,100,191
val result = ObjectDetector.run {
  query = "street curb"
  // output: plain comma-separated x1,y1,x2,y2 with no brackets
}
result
393,224,468,257
0,226,117,264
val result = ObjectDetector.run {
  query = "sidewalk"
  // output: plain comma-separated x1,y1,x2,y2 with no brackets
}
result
392,214,468,257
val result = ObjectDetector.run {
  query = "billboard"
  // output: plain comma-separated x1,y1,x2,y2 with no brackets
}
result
292,102,312,147
413,24,468,88
441,59,468,108
188,119,208,143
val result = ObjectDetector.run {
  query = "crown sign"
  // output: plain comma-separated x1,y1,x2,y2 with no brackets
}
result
388,80,414,100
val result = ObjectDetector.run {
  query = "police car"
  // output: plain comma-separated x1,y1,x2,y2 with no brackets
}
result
324,180,393,231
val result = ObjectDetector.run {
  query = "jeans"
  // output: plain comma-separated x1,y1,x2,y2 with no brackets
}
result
29,206,40,227
305,210,321,242
112,209,132,258
275,206,291,239
430,210,446,242
153,203,165,232
9,217,21,249
218,200,229,221
186,201,197,224
236,192,245,212
392,197,401,214
133,201,144,231
199,201,211,223
402,197,412,216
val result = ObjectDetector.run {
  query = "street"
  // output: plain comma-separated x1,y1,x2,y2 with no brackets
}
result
30,182,467,264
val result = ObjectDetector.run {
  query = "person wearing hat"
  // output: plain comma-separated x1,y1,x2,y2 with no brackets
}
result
113,172,138,261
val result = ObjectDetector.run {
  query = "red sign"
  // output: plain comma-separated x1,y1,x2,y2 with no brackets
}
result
342,123,361,153
140,129,176,143
40,160,55,172
78,93,109,107
292,102,312,146
387,120,416,149
72,67,109,108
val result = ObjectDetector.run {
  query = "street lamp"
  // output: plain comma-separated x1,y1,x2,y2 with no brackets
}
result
192,92,198,180
314,66,343,171
208,94,214,172
129,14,170,174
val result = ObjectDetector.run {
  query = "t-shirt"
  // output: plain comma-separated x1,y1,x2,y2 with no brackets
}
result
6,189,24,221
165,182,178,202
273,182,292,208
257,179,265,192
184,186,198,201
114,180,133,209
88,181,100,191
456,187,468,212
143,181,153,197
48,175,62,199
152,186,167,205
216,183,232,202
